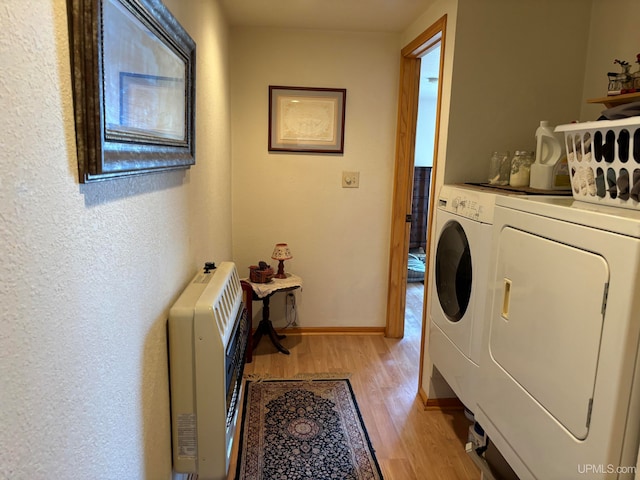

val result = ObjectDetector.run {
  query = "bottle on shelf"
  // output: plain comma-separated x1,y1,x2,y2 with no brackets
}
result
530,121,565,190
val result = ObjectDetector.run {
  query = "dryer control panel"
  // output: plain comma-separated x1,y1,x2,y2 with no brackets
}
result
437,185,496,224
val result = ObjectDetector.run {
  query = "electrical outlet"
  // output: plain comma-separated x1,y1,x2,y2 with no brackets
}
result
342,171,360,188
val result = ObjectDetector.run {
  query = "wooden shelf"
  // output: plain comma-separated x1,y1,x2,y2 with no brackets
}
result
587,92,640,108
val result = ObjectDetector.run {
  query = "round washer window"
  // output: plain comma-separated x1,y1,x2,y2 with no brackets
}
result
435,221,473,322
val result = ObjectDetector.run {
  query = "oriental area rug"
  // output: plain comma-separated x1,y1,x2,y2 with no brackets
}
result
235,379,384,480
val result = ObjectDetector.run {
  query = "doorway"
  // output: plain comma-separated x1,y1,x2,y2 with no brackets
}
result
406,45,440,329
385,17,446,344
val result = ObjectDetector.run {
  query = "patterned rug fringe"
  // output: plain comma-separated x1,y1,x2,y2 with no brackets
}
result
243,372,352,382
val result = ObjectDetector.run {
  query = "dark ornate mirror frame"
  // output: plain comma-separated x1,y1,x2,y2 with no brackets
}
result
68,0,196,183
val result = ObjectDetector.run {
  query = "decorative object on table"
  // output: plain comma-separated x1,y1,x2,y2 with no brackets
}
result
271,243,292,279
235,379,384,480
249,262,274,283
67,0,196,183
268,86,346,154
633,54,640,91
608,59,634,96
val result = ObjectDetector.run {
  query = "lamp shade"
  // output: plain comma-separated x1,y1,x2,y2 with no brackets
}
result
271,243,292,261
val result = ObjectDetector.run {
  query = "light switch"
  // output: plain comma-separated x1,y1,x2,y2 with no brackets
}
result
342,171,360,188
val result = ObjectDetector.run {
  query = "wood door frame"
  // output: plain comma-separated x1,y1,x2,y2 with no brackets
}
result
385,16,446,343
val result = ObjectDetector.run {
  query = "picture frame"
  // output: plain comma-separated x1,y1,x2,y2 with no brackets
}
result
268,86,346,154
68,0,196,183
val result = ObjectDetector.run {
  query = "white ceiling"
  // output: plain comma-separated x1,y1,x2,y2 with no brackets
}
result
219,0,437,33
220,0,442,95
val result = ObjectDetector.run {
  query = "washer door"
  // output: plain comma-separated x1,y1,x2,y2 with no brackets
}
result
435,220,472,323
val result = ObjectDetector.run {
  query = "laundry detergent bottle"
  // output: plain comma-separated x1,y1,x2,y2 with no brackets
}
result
530,121,566,190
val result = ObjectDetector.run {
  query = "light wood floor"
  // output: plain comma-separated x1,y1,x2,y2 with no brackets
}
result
229,282,480,479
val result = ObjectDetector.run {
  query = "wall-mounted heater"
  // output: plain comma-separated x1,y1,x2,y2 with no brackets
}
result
168,262,250,480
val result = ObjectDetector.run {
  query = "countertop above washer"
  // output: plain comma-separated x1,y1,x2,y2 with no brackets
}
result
496,195,640,238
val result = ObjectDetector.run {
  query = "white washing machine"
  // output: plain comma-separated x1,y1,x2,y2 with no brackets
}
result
475,195,640,479
429,184,499,410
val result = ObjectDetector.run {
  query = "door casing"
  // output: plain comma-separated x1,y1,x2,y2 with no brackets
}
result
385,15,446,393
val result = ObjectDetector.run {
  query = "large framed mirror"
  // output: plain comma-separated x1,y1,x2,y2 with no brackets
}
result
68,0,196,183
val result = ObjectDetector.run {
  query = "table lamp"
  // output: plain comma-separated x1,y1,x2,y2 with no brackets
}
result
271,243,292,279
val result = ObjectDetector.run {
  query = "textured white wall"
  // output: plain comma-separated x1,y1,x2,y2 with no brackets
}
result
0,0,231,478
230,27,400,328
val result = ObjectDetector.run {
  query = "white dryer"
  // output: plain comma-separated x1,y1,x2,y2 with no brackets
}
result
429,184,498,410
475,195,640,479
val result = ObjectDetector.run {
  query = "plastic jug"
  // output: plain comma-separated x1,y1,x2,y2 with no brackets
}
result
530,121,567,190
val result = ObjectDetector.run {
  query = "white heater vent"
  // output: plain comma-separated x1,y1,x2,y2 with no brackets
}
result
211,265,242,342
168,261,249,480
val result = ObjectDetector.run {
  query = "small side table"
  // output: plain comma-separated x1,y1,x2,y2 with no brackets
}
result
241,274,302,355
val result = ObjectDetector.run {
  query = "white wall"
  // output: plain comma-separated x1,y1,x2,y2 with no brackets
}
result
0,0,231,478
444,0,591,185
415,95,438,167
580,0,640,121
230,27,400,328
415,45,441,168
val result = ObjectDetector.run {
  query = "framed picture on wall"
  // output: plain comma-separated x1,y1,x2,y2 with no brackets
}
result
268,86,346,154
68,0,196,183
